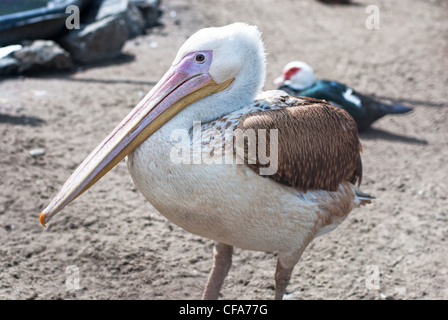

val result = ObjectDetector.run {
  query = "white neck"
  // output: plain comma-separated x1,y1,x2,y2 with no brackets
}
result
286,63,315,91
286,77,314,91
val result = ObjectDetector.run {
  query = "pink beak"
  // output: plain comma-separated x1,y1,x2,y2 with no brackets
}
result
273,74,285,86
40,51,233,226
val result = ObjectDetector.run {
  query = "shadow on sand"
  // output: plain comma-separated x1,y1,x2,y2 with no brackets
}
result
360,127,428,145
0,113,45,126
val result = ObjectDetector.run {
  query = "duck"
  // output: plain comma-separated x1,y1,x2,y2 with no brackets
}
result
275,61,413,131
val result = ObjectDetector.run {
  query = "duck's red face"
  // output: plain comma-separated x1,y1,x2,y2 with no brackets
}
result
284,67,301,80
274,64,303,85
274,61,314,89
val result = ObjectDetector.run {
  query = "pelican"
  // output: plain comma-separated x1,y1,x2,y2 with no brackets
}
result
40,23,374,299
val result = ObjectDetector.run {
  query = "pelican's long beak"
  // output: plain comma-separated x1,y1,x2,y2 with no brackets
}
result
40,51,233,226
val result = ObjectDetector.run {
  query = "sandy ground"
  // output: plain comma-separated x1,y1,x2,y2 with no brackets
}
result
1,0,447,300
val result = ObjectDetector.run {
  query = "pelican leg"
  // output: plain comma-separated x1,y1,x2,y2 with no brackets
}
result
202,242,233,300
275,237,314,300
274,259,295,300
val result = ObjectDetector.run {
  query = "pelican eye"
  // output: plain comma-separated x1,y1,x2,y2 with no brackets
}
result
195,53,206,63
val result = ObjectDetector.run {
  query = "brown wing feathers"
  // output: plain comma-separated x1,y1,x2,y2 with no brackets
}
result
236,99,363,192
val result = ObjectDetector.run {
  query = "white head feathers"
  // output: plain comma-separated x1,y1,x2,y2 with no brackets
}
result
173,23,266,88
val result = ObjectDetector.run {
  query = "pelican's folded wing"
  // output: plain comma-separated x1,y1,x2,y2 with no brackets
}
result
236,96,363,192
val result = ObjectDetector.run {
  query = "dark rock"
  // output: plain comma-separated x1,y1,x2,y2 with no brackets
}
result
1,0,162,71
132,0,161,28
0,57,19,76
96,0,130,20
12,40,72,74
124,2,146,38
96,0,146,39
60,15,128,64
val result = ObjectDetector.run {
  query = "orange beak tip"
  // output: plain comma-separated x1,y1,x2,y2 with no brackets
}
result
40,212,47,227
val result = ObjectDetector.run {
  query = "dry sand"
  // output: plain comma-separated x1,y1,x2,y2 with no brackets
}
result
1,0,447,300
